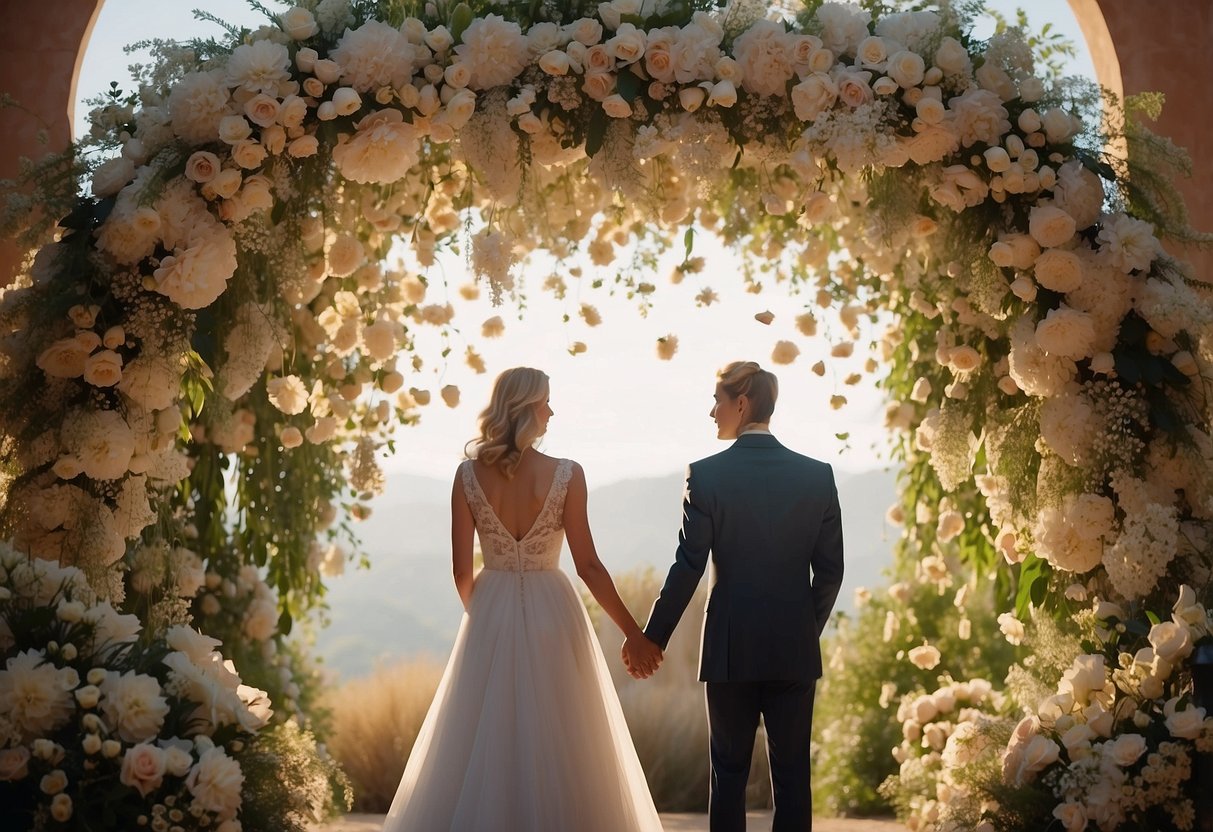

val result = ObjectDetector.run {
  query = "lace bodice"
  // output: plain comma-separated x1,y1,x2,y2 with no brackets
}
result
460,458,573,572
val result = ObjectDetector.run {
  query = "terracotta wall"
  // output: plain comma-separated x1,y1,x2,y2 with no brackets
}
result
0,1,1210,283
1078,0,1213,280
0,0,103,284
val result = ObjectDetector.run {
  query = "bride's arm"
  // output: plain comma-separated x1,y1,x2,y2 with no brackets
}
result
564,463,644,640
451,468,476,610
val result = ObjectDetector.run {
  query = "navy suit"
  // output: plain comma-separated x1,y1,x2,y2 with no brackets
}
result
645,433,844,831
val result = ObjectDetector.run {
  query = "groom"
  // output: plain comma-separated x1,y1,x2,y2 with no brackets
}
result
624,361,844,832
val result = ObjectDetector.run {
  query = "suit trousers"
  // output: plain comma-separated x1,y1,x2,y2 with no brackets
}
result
705,680,816,832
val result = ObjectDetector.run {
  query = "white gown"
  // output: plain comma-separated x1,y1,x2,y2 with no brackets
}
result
382,458,664,832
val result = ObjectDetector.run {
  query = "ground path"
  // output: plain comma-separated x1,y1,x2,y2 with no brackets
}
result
318,812,906,831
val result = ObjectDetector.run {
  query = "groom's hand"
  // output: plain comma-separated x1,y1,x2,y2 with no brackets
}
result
622,633,663,680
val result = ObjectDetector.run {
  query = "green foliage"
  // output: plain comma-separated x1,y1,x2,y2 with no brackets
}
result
239,721,353,830
813,570,1019,816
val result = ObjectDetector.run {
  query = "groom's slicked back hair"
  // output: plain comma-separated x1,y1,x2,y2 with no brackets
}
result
718,361,778,423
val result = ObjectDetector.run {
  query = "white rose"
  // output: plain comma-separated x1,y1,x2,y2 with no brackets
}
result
1107,733,1147,767
566,17,604,46
1042,107,1077,143
1053,802,1088,832
934,37,970,75
0,747,30,781
538,50,570,75
279,7,318,40
791,73,838,121
1165,699,1206,739
331,87,362,117
287,135,319,158
230,139,267,170
1149,620,1193,663
606,22,646,66
707,79,737,108
886,50,925,88
949,345,981,373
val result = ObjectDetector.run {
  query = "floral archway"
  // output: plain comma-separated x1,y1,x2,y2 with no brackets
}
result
0,0,1210,829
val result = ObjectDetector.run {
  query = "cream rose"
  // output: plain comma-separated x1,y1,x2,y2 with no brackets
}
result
836,68,874,108
184,151,221,184
243,93,280,128
1029,204,1077,248
886,50,925,88
279,7,318,40
120,743,166,797
791,73,837,121
1033,248,1084,293
602,94,632,118
83,350,123,387
1149,620,1193,663
36,338,90,378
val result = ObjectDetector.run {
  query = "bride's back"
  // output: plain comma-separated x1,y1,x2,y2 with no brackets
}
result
471,453,560,539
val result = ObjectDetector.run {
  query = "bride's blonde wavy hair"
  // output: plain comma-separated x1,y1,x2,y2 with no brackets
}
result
466,367,550,479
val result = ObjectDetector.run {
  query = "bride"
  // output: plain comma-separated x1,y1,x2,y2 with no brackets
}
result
383,367,665,831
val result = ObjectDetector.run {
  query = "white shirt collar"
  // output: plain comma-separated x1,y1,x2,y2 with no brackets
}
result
739,428,773,436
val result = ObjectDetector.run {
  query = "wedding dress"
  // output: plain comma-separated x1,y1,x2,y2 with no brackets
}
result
382,458,664,832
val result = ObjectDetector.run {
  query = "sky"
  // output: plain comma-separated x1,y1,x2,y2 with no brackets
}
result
75,1,1098,488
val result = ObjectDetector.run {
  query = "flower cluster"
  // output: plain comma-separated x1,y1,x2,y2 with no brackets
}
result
0,544,271,830
0,0,1211,827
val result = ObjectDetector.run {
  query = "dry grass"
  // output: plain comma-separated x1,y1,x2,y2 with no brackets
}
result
320,659,444,812
324,567,774,813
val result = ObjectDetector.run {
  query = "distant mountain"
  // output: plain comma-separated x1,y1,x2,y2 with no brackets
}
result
314,466,900,680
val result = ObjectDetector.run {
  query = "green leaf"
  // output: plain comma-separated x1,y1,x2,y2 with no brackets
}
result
616,69,641,104
278,609,293,636
683,226,694,259
449,3,474,43
585,111,608,158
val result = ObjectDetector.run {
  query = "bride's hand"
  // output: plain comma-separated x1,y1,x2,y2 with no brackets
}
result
622,633,663,680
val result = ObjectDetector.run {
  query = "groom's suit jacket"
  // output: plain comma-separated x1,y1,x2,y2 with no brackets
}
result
644,433,844,683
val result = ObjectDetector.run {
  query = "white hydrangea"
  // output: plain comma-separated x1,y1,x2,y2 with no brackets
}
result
1034,493,1115,573
1039,390,1096,466
454,14,528,90
330,20,418,92
1051,160,1105,230
1007,315,1076,396
0,649,78,742
732,20,795,97
100,670,170,743
813,2,871,58
167,71,231,146
333,109,420,185
225,40,291,96
1097,213,1159,273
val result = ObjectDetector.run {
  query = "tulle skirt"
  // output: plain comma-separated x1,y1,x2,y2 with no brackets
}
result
382,568,664,832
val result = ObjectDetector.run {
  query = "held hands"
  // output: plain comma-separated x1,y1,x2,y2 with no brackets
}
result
621,632,663,680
